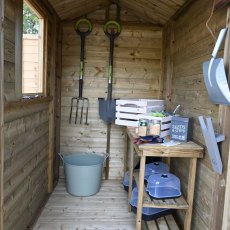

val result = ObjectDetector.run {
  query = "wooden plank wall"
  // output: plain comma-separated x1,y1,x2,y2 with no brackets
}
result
220,6,230,230
162,0,227,229
61,5,163,179
4,104,49,230
53,23,62,184
223,143,230,230
4,0,17,101
0,0,5,229
2,0,60,229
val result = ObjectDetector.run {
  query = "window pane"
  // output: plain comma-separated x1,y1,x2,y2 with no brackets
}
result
22,2,43,94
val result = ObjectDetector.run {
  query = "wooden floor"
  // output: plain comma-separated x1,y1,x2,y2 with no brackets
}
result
33,179,179,230
33,179,137,230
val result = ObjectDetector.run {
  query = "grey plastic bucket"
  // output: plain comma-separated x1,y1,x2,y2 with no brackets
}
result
59,153,104,196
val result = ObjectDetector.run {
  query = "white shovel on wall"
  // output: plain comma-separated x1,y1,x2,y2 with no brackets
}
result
203,28,230,105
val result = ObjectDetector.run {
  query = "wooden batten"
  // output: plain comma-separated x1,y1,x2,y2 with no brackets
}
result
0,0,4,229
211,6,230,230
48,14,57,193
212,105,230,229
4,0,16,101
170,0,194,21
223,138,230,229
215,0,230,11
53,20,62,185
162,21,174,111
14,0,23,100
223,64,230,230
25,0,53,20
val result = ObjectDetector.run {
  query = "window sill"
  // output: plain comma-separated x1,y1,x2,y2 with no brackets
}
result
5,96,53,111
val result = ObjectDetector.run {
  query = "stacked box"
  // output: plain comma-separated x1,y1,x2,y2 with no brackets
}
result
170,116,193,142
138,114,172,138
115,99,165,127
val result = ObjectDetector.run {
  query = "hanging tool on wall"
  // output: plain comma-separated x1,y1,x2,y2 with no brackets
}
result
69,18,92,125
203,27,230,105
203,0,230,105
98,21,121,123
98,19,121,179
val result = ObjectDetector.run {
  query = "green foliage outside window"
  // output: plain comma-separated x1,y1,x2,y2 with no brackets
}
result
23,3,39,34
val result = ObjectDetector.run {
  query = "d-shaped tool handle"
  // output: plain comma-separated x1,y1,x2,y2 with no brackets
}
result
212,28,228,58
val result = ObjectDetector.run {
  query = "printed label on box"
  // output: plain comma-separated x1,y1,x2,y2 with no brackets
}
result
171,124,186,134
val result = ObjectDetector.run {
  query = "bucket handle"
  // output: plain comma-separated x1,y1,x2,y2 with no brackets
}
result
103,153,110,166
58,153,64,164
58,152,109,164
105,152,110,162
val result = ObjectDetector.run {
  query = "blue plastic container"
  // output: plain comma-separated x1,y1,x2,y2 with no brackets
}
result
146,173,181,199
123,171,137,192
144,162,169,181
60,153,104,197
130,187,171,221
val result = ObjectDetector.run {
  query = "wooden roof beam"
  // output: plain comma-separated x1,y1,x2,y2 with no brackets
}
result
215,0,230,11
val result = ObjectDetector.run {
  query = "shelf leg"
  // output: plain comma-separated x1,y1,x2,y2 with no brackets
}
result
136,156,146,230
184,158,197,230
128,143,134,212
124,130,128,176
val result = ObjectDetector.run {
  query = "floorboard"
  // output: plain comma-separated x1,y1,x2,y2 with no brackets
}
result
33,179,136,230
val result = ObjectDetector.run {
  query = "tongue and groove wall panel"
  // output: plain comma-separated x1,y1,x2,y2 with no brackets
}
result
4,103,49,230
162,0,227,229
60,6,163,179
2,0,59,229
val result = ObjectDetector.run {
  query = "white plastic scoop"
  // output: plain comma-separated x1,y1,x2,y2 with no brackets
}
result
203,28,230,105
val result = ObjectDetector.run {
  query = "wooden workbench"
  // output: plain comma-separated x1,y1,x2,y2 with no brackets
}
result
126,127,204,230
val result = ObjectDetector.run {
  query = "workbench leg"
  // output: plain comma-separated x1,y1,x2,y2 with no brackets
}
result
124,131,128,176
165,158,171,170
128,143,134,212
184,158,197,230
136,156,146,230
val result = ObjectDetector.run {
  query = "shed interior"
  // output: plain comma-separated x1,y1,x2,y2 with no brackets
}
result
1,0,230,229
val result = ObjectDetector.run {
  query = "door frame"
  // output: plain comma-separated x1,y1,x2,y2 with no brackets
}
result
0,0,5,229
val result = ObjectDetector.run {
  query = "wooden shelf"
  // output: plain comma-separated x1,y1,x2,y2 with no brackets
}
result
127,127,204,230
127,127,204,158
145,214,180,230
133,172,189,210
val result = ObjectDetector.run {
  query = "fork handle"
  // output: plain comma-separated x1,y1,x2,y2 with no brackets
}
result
79,78,83,98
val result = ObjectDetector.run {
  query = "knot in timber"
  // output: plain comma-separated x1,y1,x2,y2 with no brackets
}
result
160,150,165,154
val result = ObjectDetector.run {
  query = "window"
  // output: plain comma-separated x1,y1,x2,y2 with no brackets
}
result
22,0,45,95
